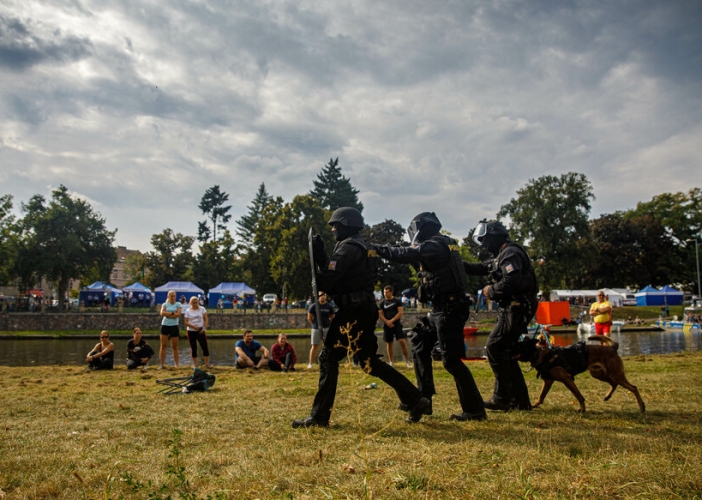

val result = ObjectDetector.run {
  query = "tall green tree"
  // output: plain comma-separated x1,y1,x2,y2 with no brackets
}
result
236,182,273,248
197,185,232,243
497,172,594,297
0,194,16,285
362,219,413,292
255,195,332,299
143,229,194,289
310,157,364,212
17,185,116,305
193,230,243,292
242,196,285,295
628,188,702,287
583,212,680,289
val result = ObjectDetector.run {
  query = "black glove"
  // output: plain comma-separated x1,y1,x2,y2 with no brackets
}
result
312,234,327,268
374,244,390,259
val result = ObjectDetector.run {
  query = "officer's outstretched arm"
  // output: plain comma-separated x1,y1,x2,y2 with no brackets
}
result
464,261,489,276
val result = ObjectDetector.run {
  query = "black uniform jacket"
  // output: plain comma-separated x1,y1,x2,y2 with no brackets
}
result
317,236,372,296
464,243,535,304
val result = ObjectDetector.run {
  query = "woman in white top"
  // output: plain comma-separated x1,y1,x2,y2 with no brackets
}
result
184,296,210,368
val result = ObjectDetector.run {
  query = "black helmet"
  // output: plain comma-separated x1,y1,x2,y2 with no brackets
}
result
407,212,442,245
328,207,364,241
472,220,509,255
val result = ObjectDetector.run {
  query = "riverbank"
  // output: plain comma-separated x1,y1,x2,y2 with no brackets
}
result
1,351,700,499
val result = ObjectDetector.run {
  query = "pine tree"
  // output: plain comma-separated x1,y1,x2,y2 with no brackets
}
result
309,158,364,212
236,182,273,248
198,185,232,243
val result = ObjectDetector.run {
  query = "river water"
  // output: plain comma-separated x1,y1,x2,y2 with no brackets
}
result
0,328,700,367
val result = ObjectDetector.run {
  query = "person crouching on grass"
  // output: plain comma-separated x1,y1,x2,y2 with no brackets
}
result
86,331,114,370
184,296,210,368
127,327,154,370
269,333,297,372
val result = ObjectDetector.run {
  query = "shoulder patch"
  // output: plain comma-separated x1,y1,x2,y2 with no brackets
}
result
448,244,459,252
328,261,337,271
367,249,377,258
505,264,515,274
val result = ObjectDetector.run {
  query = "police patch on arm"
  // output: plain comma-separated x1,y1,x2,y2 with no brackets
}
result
328,261,337,270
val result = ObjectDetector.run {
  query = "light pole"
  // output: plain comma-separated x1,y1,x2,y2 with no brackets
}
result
687,238,701,300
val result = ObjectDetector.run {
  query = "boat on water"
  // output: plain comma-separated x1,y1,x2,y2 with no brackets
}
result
576,320,626,334
655,320,701,333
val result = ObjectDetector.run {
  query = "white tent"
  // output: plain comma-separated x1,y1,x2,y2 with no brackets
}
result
549,289,625,306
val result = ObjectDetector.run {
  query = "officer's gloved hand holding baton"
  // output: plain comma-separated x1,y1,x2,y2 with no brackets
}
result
312,234,327,267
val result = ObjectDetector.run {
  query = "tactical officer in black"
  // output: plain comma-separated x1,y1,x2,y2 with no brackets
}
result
375,212,487,422
292,207,430,428
466,220,538,411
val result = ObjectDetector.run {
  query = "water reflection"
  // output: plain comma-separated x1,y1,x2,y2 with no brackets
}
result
0,329,700,367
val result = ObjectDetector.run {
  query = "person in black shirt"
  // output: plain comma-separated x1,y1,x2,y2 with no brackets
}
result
86,331,115,370
466,220,538,411
127,327,154,370
375,212,487,422
378,285,411,367
292,207,430,428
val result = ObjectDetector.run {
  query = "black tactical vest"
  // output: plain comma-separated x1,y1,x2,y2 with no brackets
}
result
418,235,468,301
491,242,538,297
333,234,378,295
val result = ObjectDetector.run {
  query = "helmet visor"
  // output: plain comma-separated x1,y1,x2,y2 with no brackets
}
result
407,220,420,246
472,222,488,246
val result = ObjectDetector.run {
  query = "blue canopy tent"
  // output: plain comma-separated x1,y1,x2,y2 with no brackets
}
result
661,285,684,306
635,285,665,306
154,282,205,305
208,282,256,308
79,282,122,306
122,282,153,306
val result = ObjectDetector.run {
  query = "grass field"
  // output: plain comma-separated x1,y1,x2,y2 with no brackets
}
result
1,350,701,499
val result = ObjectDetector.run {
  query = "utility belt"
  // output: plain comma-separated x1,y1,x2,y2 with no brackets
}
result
499,294,536,316
335,291,375,308
433,292,467,310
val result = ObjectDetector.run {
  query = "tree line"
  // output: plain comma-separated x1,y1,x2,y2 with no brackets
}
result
1,163,700,304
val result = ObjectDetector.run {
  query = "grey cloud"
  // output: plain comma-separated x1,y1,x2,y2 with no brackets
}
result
0,15,92,70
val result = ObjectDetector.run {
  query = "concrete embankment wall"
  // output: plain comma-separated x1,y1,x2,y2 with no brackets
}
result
0,310,497,332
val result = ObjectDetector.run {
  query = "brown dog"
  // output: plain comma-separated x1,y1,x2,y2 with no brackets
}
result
512,335,645,412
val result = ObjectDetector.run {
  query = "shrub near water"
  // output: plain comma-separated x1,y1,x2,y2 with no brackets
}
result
1,352,701,499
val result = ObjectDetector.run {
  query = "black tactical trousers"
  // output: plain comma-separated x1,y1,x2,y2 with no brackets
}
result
310,302,423,423
485,304,530,406
414,300,485,415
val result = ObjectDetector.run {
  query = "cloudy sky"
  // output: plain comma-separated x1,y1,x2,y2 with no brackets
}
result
1,0,701,251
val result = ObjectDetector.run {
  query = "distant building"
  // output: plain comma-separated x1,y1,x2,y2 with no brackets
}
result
111,246,143,288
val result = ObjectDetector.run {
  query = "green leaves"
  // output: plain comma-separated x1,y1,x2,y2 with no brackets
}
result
309,158,364,213
197,185,232,243
16,185,116,304
497,173,594,296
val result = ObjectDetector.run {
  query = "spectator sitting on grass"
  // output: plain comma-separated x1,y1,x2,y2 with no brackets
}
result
86,331,114,370
127,327,154,370
235,330,269,369
269,333,297,372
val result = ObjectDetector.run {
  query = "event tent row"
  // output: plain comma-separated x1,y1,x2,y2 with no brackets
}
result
80,281,256,306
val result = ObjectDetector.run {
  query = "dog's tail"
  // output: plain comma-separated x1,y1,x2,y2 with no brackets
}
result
588,335,619,351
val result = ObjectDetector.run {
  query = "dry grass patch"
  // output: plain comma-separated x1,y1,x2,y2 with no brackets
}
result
1,352,701,499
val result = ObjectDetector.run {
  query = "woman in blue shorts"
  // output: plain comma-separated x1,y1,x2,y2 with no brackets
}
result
159,290,183,369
